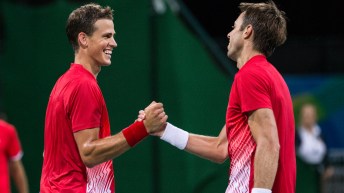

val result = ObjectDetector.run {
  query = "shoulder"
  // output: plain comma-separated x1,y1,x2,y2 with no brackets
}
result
235,65,271,89
75,77,100,93
62,69,99,93
0,119,15,130
238,57,270,79
0,120,17,135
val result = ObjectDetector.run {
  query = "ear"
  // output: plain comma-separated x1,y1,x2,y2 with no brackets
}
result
77,32,88,48
243,24,253,39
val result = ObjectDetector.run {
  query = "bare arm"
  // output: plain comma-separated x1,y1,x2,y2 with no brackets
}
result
248,108,280,189
137,109,228,164
74,128,130,168
9,160,29,193
185,124,228,163
74,102,168,168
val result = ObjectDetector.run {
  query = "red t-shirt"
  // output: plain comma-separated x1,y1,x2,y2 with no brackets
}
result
40,64,115,193
0,120,23,193
225,55,296,193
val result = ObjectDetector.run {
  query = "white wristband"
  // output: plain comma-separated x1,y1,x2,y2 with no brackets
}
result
251,188,271,193
160,122,189,150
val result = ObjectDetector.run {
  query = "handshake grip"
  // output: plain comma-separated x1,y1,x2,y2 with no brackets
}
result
137,101,168,134
122,101,167,147
130,102,190,150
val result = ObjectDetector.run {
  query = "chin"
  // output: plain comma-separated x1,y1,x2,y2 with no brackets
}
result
227,50,236,61
227,52,232,59
101,60,112,66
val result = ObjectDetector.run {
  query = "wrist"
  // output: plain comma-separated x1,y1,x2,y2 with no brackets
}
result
122,121,149,147
160,122,189,150
251,188,271,193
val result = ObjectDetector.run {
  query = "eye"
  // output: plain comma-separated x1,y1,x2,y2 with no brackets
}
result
103,33,113,39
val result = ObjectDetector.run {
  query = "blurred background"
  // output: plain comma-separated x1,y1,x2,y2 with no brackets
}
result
0,0,343,193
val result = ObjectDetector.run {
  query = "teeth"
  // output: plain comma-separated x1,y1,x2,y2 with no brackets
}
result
104,50,112,55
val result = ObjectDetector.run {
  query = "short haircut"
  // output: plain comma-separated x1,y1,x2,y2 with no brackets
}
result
239,0,287,57
66,3,114,51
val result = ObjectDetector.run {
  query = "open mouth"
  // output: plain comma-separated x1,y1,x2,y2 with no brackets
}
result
104,49,112,58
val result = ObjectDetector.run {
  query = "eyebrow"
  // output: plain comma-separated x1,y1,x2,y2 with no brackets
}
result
103,32,115,37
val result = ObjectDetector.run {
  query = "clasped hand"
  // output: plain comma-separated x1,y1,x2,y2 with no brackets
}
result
138,101,167,136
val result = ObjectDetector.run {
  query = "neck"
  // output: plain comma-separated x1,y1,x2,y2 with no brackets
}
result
74,54,100,78
236,50,263,69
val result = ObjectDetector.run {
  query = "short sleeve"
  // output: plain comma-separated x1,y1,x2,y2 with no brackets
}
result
6,125,23,161
69,80,102,132
236,70,272,113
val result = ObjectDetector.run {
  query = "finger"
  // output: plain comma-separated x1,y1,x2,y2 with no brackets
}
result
152,102,163,108
158,111,166,118
138,114,145,120
145,104,162,114
138,110,145,117
153,108,164,116
161,115,168,123
145,101,159,112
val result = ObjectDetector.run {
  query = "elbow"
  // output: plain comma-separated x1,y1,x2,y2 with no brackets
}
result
271,138,280,154
213,156,228,164
82,157,97,168
257,138,280,155
273,143,280,162
80,149,98,168
275,142,280,153
79,145,99,168
268,141,280,156
212,147,229,164
212,140,229,164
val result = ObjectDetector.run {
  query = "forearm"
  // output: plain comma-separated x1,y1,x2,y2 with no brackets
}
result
185,134,228,163
10,161,29,193
161,123,228,163
253,141,279,189
81,132,131,168
75,121,148,168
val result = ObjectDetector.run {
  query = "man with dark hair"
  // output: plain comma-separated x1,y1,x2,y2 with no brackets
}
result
140,1,296,193
40,3,167,193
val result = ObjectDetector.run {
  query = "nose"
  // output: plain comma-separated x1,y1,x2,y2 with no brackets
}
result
227,32,230,39
109,37,117,48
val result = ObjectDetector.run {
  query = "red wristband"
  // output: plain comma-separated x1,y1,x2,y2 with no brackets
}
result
122,121,149,147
